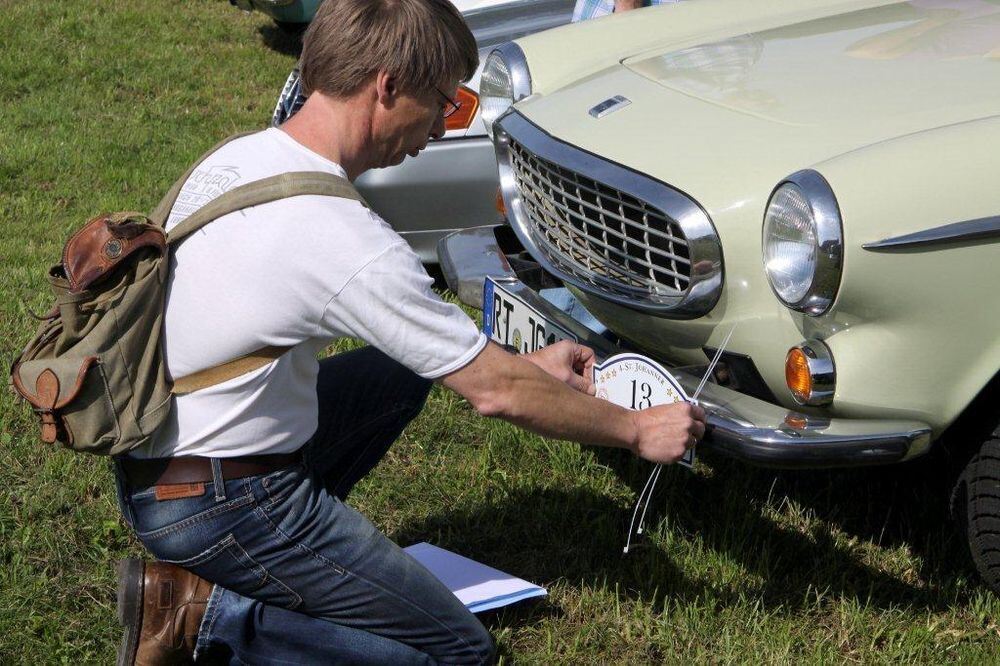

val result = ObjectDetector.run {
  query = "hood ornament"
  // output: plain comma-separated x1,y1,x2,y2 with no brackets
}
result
589,95,631,119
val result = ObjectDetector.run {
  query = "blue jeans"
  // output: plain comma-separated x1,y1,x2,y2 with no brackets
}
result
116,348,495,665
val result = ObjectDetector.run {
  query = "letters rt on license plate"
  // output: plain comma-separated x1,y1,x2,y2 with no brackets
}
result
482,278,576,353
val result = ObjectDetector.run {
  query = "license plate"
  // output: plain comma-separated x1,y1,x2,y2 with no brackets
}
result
482,278,576,353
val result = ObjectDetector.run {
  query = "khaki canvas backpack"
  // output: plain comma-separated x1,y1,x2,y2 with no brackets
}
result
9,133,365,456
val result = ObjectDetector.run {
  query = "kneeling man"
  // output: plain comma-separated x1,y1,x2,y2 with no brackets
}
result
114,0,705,663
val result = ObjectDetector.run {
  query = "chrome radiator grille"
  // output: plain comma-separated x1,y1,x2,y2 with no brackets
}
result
509,138,691,301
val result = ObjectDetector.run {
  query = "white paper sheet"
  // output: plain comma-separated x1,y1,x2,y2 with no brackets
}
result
403,542,547,613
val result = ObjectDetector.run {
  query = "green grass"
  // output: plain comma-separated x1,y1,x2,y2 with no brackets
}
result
2,1,1000,663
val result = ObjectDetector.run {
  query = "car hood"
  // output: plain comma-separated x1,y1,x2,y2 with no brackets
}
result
623,0,1000,135
514,0,1000,227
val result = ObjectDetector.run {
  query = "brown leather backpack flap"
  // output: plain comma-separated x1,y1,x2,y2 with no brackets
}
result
11,356,98,444
62,213,166,293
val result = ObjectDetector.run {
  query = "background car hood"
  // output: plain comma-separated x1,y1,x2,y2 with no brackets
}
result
623,1,1000,136
465,0,574,51
462,0,574,137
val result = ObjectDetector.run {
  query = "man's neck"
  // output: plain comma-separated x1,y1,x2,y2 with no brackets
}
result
279,92,374,181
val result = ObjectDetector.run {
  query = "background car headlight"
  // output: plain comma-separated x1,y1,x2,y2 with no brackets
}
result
479,43,532,139
763,170,843,315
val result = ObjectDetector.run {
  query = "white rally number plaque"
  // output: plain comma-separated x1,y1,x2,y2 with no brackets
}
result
593,353,695,468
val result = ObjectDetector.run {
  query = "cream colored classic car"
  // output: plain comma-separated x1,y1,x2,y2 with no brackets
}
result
440,0,1000,590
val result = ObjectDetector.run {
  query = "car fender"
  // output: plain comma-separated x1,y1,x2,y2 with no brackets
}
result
804,115,1000,434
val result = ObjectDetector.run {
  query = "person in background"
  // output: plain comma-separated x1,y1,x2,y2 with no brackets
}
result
573,0,681,22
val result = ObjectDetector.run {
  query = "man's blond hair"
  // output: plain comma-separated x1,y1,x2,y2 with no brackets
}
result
300,0,479,98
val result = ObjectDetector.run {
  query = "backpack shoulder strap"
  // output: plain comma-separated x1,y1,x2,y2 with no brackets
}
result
166,171,367,394
166,171,366,245
150,132,256,227
171,346,289,395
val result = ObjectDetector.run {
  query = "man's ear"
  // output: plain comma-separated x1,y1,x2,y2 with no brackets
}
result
374,70,397,107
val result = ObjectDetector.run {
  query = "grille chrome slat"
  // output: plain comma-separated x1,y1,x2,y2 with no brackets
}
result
520,192,691,283
495,112,723,317
524,198,664,286
526,226,677,298
512,150,689,248
517,180,691,267
510,140,691,297
519,149,688,247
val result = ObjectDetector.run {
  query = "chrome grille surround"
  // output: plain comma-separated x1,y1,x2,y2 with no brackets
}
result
495,111,723,317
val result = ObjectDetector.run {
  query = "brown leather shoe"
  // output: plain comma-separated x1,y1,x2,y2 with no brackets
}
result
116,559,213,666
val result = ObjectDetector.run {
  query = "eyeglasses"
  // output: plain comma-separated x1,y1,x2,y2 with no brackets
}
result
435,87,462,119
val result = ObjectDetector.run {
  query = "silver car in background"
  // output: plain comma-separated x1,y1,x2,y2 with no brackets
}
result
272,0,574,263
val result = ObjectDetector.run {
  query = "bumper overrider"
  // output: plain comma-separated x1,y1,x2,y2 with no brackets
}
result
438,225,933,469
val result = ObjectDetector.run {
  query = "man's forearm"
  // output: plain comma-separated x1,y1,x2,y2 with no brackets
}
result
442,342,704,463
495,356,640,452
443,343,638,452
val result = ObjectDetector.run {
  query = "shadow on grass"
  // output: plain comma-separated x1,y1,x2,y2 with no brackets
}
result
390,484,705,650
620,444,980,611
391,445,980,635
257,24,304,58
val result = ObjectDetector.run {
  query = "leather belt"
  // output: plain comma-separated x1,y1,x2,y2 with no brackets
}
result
120,451,303,489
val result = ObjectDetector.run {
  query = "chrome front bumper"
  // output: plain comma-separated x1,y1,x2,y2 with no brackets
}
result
439,225,933,469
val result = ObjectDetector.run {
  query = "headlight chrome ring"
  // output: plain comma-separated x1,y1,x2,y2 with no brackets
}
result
479,42,532,139
763,169,843,316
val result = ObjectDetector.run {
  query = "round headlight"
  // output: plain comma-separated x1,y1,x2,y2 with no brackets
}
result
763,170,843,315
479,43,531,139
479,52,512,138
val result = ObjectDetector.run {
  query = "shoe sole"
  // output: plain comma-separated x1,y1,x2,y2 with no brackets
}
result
116,559,145,666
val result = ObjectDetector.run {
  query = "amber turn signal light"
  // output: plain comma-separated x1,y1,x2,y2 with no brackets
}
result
785,348,812,404
783,413,810,430
784,340,836,406
445,86,480,131
495,188,506,216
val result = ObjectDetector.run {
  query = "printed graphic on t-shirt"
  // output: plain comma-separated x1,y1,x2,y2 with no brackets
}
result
167,165,242,227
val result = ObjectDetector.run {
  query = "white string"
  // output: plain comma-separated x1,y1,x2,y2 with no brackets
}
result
623,324,739,554
692,326,737,402
623,460,661,553
636,463,663,534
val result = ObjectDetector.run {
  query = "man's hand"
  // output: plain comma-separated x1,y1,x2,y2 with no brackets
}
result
631,402,706,464
524,340,596,395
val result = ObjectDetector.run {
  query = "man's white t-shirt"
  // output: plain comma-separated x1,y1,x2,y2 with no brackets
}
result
133,128,486,459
